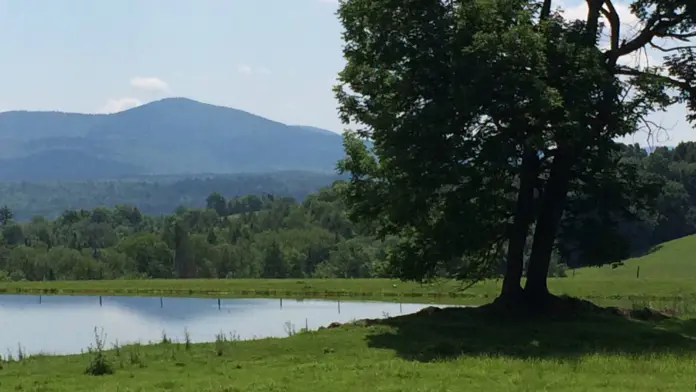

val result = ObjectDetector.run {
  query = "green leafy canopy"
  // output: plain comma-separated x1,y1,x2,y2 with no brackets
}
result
334,0,696,289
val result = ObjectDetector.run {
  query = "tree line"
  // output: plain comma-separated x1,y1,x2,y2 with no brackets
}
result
0,183,390,281
0,171,339,221
0,141,694,282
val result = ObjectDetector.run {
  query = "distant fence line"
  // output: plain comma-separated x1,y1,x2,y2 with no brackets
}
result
0,283,691,302
0,287,485,299
29,293,411,314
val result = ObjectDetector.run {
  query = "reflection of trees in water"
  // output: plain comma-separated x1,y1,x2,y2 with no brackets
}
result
0,295,275,322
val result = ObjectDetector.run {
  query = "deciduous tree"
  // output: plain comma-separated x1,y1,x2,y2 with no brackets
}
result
335,0,695,308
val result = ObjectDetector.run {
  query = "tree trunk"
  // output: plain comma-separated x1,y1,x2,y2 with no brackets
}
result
524,151,573,304
500,149,539,302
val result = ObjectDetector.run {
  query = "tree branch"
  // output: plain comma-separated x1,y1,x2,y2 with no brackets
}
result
614,66,694,92
656,32,696,41
601,0,621,55
649,42,696,52
540,0,552,20
605,13,688,62
585,0,605,43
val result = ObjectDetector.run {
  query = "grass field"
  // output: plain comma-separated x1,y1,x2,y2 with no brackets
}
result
4,235,696,391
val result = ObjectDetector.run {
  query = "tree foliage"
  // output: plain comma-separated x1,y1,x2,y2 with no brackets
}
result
0,184,388,281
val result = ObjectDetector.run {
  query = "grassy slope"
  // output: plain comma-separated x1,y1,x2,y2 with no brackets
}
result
573,234,696,280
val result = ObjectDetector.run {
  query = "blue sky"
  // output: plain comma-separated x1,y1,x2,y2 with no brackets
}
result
0,0,692,145
0,0,344,130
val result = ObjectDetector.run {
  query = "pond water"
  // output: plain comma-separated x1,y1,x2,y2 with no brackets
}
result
0,294,447,356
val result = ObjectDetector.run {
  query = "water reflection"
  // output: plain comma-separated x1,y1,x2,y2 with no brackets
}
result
0,295,448,355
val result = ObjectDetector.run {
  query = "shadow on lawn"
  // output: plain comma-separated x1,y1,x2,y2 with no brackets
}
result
363,298,696,362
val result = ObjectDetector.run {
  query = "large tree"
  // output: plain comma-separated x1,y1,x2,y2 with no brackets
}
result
334,0,695,307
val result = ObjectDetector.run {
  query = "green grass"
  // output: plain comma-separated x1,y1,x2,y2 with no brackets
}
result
3,276,696,302
4,305,696,391
0,278,490,304
574,235,696,280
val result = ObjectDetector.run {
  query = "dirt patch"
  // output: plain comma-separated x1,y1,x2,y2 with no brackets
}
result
321,295,672,332
607,306,670,321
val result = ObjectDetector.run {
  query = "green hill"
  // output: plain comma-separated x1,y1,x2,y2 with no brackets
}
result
573,234,696,280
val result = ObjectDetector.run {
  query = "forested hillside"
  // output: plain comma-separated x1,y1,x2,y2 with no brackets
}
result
0,171,340,220
0,98,344,180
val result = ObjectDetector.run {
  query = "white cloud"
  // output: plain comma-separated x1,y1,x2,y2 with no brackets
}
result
237,64,253,75
129,76,169,92
99,97,142,114
237,64,271,75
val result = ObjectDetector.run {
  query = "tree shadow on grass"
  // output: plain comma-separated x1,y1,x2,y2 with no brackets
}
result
363,298,696,362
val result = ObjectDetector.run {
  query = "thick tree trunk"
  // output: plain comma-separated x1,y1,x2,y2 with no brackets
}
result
524,151,573,304
500,149,539,302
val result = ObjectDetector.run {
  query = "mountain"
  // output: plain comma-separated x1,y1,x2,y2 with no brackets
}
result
0,98,345,181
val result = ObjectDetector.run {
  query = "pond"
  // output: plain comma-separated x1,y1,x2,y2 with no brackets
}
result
0,294,448,356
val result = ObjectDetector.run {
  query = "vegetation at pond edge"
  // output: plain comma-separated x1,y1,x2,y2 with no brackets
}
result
4,302,696,391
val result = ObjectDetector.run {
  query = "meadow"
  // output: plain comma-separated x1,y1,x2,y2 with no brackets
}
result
3,235,696,391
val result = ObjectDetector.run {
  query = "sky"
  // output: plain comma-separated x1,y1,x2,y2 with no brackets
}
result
0,0,692,145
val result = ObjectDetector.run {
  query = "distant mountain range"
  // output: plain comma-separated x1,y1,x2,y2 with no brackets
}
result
0,98,345,181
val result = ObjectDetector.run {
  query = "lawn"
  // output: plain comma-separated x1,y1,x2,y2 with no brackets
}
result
3,303,696,391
